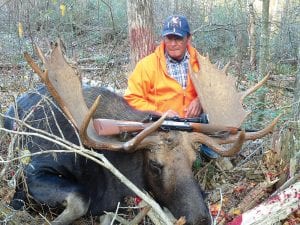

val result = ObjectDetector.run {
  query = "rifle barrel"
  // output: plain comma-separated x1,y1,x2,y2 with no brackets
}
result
93,118,241,136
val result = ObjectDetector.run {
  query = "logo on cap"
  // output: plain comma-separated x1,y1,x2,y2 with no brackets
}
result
168,16,181,30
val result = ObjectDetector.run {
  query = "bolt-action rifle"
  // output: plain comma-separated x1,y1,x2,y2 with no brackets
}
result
93,115,242,137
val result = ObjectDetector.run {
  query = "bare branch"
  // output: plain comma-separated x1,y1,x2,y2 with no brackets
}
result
0,126,173,225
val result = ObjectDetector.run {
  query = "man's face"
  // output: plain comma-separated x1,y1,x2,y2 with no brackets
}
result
164,34,191,61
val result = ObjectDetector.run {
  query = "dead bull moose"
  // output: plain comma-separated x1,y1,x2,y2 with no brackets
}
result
4,40,279,225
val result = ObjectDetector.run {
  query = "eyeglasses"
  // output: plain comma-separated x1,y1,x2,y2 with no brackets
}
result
164,36,185,44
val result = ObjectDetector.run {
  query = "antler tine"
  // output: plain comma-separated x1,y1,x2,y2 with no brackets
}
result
214,115,280,145
125,113,168,151
24,52,47,81
188,131,245,157
188,115,279,156
35,44,48,65
79,95,100,144
205,53,209,60
222,61,230,73
240,72,270,102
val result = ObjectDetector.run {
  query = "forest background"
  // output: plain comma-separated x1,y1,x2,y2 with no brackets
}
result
0,0,299,224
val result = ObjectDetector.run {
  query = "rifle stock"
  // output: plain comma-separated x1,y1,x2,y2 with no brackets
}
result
93,118,239,136
93,119,151,136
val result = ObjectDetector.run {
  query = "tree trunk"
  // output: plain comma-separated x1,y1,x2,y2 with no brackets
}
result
127,0,155,71
257,0,270,121
280,31,299,188
248,0,257,71
258,0,270,77
190,0,194,19
293,48,300,119
288,46,300,176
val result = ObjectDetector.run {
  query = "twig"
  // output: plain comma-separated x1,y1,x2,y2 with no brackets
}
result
99,0,115,31
105,212,129,225
271,173,300,197
214,161,230,179
0,0,13,10
138,200,176,225
38,212,51,225
213,188,223,225
128,205,151,225
1,110,83,151
234,142,265,168
110,202,121,225
0,133,17,179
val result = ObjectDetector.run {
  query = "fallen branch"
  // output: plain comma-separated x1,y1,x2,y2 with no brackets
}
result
0,63,23,69
228,181,300,225
0,123,173,225
129,203,151,225
237,179,278,212
79,66,104,72
271,173,300,197
138,200,178,225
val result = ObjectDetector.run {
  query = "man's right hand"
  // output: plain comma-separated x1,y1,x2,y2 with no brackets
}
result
156,109,180,118
184,98,202,118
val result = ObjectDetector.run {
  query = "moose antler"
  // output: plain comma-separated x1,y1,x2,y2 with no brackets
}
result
24,39,166,152
190,53,271,127
188,52,279,155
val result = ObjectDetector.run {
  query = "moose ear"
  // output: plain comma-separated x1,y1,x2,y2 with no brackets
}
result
148,160,163,176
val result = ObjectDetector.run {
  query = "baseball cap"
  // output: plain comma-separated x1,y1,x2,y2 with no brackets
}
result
162,15,190,37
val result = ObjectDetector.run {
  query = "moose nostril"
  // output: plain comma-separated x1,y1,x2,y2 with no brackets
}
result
200,217,211,225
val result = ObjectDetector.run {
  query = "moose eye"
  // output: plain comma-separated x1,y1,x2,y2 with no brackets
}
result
148,160,163,176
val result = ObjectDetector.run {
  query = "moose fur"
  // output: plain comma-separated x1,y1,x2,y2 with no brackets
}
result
5,85,211,225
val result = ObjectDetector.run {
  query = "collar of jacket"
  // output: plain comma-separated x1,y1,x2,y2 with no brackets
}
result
155,42,200,76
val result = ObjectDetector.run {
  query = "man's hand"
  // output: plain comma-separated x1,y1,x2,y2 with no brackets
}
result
165,110,180,117
155,109,180,118
184,98,202,117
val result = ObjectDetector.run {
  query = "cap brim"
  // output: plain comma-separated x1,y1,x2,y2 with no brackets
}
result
162,30,185,37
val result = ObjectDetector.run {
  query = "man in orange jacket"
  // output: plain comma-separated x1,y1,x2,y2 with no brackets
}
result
124,15,202,118
124,15,218,159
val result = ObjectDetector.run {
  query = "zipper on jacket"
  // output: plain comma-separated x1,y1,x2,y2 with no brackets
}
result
183,88,186,108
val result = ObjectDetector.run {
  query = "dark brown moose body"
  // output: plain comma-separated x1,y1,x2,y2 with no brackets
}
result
5,40,278,225
5,85,211,225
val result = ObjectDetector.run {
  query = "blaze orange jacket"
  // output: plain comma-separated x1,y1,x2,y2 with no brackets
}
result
124,42,200,117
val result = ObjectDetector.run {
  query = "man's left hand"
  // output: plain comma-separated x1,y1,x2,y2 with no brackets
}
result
184,98,202,117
